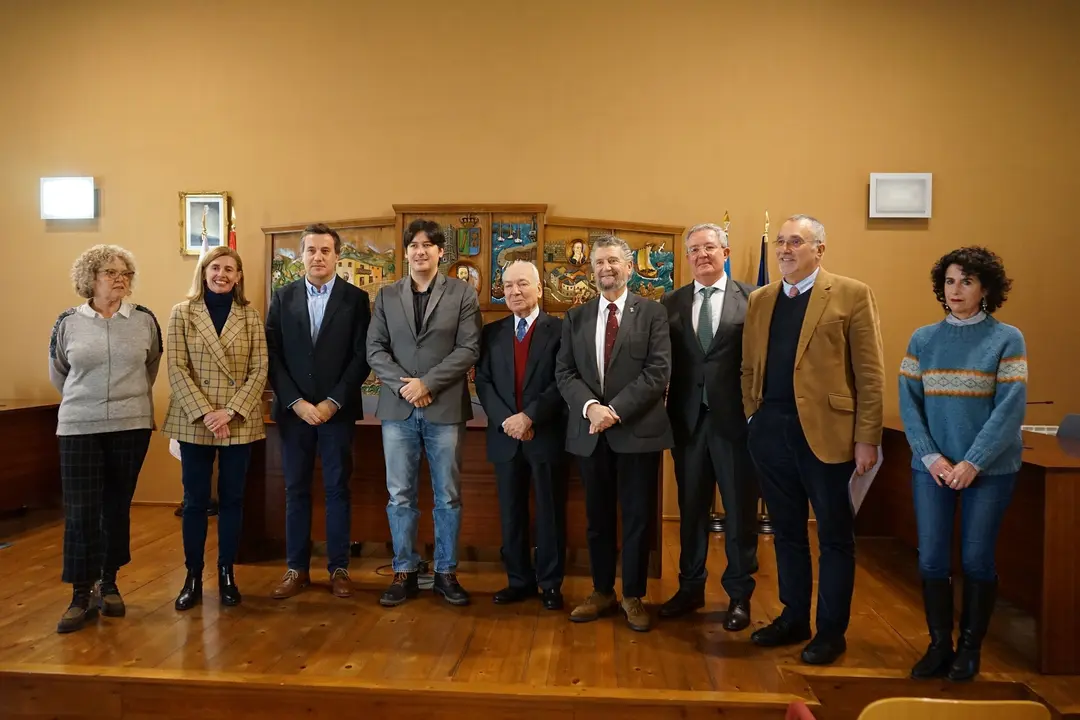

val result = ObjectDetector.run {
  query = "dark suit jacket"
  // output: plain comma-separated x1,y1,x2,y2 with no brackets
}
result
662,278,753,444
555,292,673,456
366,274,482,423
475,312,567,464
265,277,371,424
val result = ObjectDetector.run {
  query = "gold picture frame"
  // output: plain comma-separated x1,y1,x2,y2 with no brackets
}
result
179,191,230,256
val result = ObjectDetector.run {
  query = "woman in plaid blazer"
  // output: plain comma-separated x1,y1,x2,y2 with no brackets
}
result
163,246,268,610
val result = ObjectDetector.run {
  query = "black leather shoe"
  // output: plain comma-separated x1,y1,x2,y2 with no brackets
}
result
723,599,751,632
750,617,812,647
658,587,705,618
433,572,470,606
493,585,537,604
801,634,847,665
218,565,241,607
174,571,202,612
542,588,564,610
380,571,419,607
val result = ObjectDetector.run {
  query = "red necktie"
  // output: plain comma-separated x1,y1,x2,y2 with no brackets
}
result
788,286,799,298
604,302,619,369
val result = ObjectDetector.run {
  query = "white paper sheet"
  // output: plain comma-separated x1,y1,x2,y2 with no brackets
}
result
849,445,883,515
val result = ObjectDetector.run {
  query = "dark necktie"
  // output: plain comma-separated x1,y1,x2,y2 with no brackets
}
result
516,317,527,342
603,302,619,370
698,287,716,405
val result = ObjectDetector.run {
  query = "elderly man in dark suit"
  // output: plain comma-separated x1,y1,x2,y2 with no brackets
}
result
265,223,371,601
475,260,568,610
367,219,482,608
659,223,759,631
555,235,673,632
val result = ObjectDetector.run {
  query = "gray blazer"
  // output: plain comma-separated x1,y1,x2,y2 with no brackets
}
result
366,273,482,423
555,292,674,456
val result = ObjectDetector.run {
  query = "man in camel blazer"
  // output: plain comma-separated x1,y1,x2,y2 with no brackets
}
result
741,214,884,666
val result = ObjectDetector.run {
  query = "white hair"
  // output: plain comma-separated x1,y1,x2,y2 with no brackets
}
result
503,259,540,284
590,235,633,263
786,214,826,246
684,223,730,248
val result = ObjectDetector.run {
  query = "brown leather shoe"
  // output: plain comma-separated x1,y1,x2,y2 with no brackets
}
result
569,590,618,623
621,596,651,632
271,569,309,599
330,568,354,598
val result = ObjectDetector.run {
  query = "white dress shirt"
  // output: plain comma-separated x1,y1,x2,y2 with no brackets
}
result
781,266,820,297
583,289,629,417
691,274,727,337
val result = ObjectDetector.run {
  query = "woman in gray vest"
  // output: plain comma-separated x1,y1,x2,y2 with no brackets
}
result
48,245,162,633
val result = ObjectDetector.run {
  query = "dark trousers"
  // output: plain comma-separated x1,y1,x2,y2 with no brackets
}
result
280,418,354,573
179,442,252,572
59,429,151,585
577,435,660,599
494,448,567,591
672,407,759,601
911,470,1016,582
746,405,855,638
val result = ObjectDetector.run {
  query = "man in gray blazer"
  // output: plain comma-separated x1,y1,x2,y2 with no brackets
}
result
555,235,673,632
367,219,482,608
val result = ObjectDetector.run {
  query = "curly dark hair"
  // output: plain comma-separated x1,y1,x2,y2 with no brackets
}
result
931,246,1012,314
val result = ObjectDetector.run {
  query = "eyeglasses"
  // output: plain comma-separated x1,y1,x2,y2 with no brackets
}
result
773,238,809,250
686,244,723,256
100,269,134,280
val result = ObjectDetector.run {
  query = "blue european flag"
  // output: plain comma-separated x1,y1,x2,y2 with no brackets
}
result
756,235,769,286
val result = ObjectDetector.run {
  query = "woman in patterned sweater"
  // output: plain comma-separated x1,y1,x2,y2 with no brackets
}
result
899,246,1027,682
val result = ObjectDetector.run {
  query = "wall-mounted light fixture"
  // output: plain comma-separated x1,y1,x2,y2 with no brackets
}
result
869,173,932,219
40,176,96,220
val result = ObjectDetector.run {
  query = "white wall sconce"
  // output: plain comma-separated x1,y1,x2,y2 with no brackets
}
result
869,172,932,218
40,176,96,220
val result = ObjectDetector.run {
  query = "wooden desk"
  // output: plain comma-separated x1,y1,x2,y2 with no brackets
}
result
0,400,61,516
238,398,664,578
857,421,1080,674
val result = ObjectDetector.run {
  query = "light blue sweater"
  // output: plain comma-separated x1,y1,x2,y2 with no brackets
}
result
898,313,1027,476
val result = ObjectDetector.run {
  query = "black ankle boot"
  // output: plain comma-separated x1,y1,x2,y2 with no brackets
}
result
218,565,241,606
911,578,954,679
56,583,98,634
948,577,997,682
174,570,202,611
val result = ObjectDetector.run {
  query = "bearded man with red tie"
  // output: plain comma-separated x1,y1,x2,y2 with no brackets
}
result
555,235,673,632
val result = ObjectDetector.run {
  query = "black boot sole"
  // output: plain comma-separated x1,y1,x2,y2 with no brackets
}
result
379,588,419,607
433,586,470,606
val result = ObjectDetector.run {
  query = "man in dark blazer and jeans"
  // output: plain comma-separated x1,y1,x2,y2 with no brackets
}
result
659,223,759,631
475,260,568,610
265,223,371,600
555,235,673,632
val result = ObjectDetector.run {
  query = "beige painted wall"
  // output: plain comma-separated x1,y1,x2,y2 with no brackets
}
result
1,0,1076,503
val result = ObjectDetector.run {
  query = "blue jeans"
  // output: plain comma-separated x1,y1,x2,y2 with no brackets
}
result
179,442,252,571
381,409,465,574
911,470,1016,582
280,419,355,574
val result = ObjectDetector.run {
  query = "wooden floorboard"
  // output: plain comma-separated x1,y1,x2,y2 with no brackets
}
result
1,506,1077,719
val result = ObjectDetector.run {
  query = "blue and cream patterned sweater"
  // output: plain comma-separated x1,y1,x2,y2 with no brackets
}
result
898,314,1027,476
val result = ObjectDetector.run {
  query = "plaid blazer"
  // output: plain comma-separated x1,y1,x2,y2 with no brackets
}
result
162,299,268,446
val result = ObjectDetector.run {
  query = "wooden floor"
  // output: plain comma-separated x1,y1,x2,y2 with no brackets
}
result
1,507,1077,719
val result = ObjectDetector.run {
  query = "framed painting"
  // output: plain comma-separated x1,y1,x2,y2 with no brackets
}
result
180,191,230,256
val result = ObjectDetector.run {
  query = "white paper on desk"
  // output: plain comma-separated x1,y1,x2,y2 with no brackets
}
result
849,445,883,515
